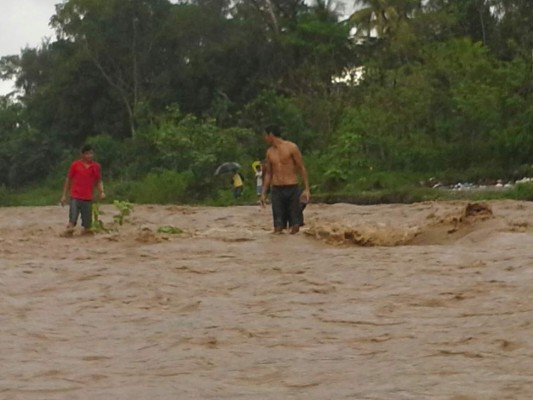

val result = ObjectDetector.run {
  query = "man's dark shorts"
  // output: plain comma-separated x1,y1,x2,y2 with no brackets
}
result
69,198,93,228
271,185,303,229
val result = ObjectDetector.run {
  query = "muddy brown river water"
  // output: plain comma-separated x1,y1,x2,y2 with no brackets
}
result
1,200,532,399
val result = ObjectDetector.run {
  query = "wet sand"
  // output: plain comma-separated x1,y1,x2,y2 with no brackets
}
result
1,200,532,399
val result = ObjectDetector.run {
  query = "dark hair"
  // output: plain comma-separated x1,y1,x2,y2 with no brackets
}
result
264,124,281,137
81,144,93,153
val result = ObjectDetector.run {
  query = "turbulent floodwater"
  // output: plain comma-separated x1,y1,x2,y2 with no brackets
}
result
1,200,532,400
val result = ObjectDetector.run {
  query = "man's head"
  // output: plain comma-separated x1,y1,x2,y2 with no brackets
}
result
263,124,281,144
81,144,94,161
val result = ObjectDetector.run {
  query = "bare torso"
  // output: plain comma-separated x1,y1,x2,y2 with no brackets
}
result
266,140,299,186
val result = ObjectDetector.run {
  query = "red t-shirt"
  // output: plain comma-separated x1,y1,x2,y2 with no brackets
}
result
67,160,102,200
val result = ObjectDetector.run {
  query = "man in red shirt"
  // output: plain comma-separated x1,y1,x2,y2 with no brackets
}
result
60,145,106,235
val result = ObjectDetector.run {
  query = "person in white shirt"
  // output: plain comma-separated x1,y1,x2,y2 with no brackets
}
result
255,164,263,200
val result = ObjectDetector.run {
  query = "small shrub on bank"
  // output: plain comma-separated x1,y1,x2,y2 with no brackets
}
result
509,182,533,201
122,170,193,204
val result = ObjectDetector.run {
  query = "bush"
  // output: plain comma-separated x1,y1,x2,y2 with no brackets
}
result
509,182,533,201
0,183,59,206
2,128,62,187
85,134,127,180
128,170,193,204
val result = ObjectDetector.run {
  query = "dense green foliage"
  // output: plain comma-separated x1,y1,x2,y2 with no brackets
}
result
0,0,531,204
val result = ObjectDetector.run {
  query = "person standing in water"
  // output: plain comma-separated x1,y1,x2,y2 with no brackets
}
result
231,170,244,200
260,125,310,234
254,163,263,202
60,145,105,235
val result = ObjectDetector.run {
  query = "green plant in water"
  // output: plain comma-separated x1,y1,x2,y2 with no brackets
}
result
91,203,106,232
113,200,134,225
157,225,183,235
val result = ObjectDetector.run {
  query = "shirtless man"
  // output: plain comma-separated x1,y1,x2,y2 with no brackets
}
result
260,125,310,234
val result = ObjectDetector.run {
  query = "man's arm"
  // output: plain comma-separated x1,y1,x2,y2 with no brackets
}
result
95,164,106,200
60,177,71,206
96,180,106,200
291,145,310,202
260,155,272,206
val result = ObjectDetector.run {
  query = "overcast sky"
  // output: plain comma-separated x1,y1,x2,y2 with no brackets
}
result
0,0,353,95
0,0,56,95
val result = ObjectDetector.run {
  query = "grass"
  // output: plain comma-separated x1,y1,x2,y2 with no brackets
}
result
0,176,531,208
312,183,533,205
313,187,439,205
0,183,59,207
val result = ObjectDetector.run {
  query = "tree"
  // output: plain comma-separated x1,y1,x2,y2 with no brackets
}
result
348,0,422,39
51,0,174,137
489,0,533,60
